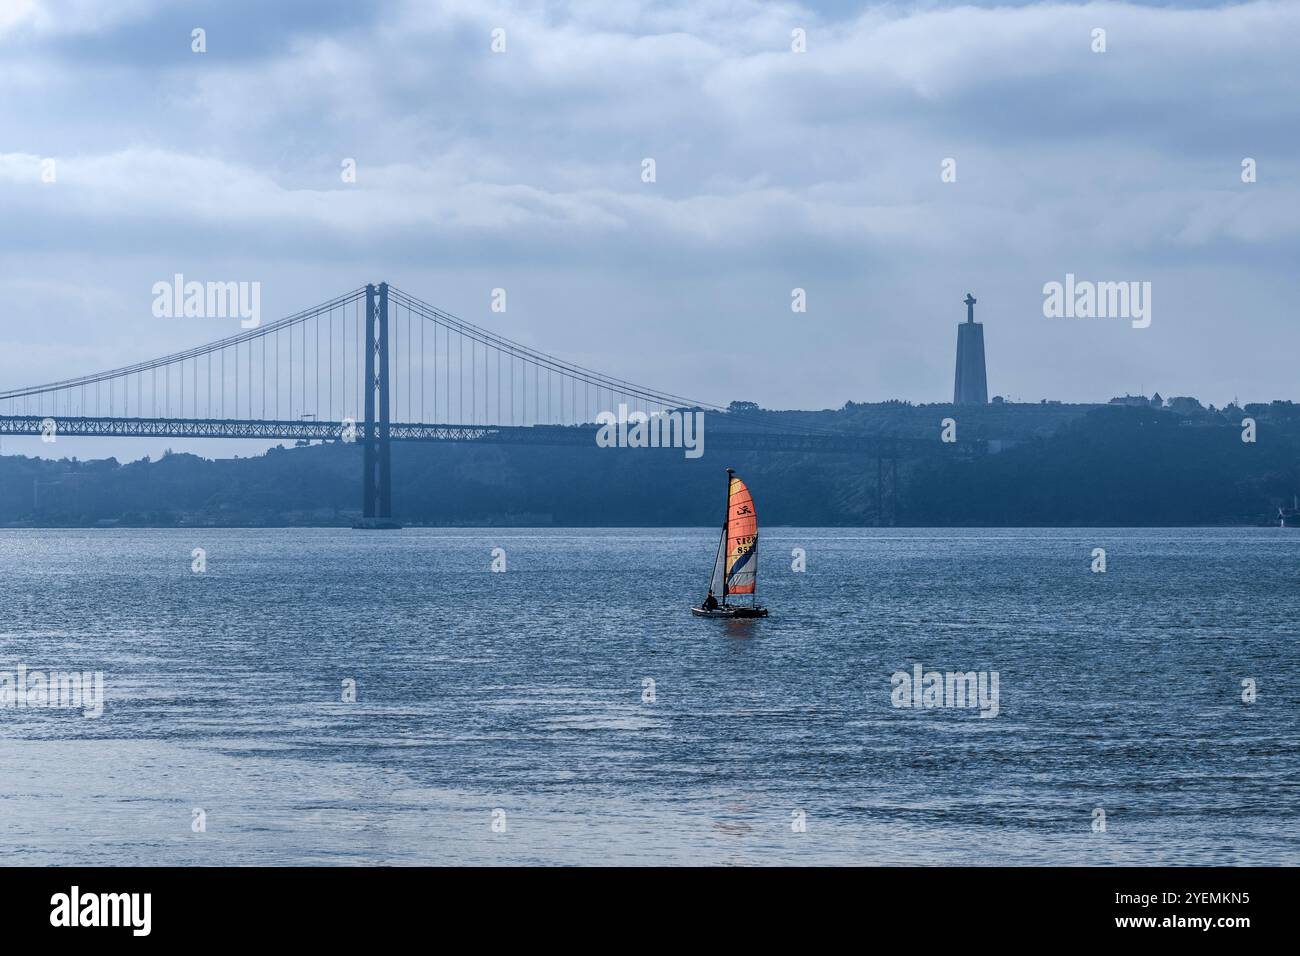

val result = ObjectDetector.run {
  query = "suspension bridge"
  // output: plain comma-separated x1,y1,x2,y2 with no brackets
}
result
0,282,975,525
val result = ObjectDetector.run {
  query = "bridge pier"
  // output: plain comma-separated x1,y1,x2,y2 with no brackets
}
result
362,284,375,518
357,282,397,528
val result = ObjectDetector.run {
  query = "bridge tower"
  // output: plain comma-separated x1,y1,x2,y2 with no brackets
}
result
358,282,395,526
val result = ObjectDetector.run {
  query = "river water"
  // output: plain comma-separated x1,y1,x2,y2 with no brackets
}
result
1,527,1296,865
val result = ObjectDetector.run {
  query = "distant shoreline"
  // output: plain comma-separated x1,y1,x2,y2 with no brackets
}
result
4,402,1298,528
1,522,1289,531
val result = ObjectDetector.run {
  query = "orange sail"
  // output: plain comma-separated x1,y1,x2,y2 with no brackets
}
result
724,473,758,595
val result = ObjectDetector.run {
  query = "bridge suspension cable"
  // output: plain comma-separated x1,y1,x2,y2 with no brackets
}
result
0,281,850,439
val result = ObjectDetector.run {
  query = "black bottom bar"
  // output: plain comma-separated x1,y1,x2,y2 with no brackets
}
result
0,866,1276,942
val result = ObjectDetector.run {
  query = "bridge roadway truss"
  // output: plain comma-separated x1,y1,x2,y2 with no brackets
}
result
0,413,981,459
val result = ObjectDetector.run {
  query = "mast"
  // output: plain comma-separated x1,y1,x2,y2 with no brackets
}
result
721,467,733,604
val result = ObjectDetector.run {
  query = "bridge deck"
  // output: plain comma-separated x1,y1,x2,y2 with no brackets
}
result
0,415,981,457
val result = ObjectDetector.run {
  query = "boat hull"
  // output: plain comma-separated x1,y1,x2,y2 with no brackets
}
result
691,606,768,618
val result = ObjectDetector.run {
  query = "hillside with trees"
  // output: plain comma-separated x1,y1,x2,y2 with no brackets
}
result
2,400,1297,527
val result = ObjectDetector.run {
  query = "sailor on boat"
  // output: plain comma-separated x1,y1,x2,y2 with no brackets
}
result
703,590,719,611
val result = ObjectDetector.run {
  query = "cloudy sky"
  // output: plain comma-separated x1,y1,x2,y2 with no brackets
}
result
1,0,1297,460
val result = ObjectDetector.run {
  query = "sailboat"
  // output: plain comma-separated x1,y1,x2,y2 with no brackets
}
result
1279,495,1299,528
692,468,769,618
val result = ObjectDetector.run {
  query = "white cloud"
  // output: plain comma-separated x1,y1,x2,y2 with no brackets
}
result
0,0,159,38
0,1,1297,411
